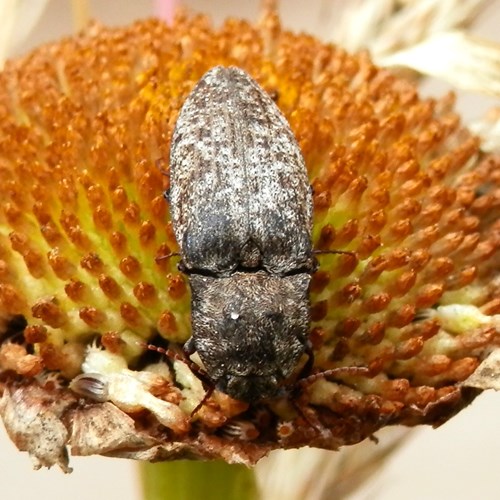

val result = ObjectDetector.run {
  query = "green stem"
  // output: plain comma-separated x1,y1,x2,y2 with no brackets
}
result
140,460,259,500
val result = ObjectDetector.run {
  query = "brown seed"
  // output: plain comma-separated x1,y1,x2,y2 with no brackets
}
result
417,202,443,226
3,203,22,226
395,337,424,359
40,343,65,371
65,280,88,302
0,284,27,314
459,327,495,350
47,248,76,279
425,257,454,279
111,186,128,210
139,220,157,246
330,252,358,279
481,298,500,315
386,218,413,243
310,271,330,293
415,284,444,308
60,342,86,379
406,386,436,406
337,282,362,305
86,184,106,206
394,160,419,183
363,293,391,313
120,302,142,327
151,194,167,221
133,282,157,305
356,234,381,259
62,219,91,249
390,270,417,297
157,310,178,336
109,231,127,255
360,321,386,344
317,224,336,249
381,378,410,402
98,274,122,299
24,249,47,278
24,325,48,343
80,252,105,274
167,274,187,300
93,205,113,230
124,202,141,225
310,300,327,322
468,239,496,262
335,219,358,246
79,307,106,328
388,304,416,328
119,255,141,279
138,170,162,203
309,327,325,349
431,232,464,256
409,248,431,270
359,256,388,284
40,221,63,246
329,338,350,361
31,298,67,328
334,317,361,338
365,209,386,233
101,331,125,353
446,357,479,381
368,186,390,210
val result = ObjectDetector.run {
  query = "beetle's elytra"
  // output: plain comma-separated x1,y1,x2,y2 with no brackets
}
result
169,66,315,402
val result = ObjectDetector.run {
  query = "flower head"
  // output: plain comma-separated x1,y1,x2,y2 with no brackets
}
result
0,10,498,470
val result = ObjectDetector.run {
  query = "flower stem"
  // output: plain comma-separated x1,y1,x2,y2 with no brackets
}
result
140,460,259,500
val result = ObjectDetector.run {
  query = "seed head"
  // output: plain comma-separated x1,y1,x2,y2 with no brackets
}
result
0,12,498,469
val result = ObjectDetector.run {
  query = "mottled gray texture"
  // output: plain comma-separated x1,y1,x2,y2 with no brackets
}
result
187,272,311,401
169,66,315,402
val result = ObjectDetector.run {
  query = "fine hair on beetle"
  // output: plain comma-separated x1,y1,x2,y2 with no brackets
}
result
157,65,367,411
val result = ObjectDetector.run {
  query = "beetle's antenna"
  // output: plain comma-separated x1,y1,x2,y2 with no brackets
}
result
296,365,371,389
142,343,181,361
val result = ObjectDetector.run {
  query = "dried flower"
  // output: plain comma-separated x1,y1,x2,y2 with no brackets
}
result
0,0,49,68
0,7,498,474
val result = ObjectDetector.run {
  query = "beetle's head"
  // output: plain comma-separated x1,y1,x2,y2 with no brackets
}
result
188,271,311,402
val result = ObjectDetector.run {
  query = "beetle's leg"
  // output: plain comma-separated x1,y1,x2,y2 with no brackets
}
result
190,385,215,417
313,249,356,257
154,251,181,263
182,340,211,383
142,337,215,417
291,362,370,433
183,337,195,357
297,340,314,379
182,338,218,416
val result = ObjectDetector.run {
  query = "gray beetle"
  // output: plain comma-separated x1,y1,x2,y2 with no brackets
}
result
169,66,316,402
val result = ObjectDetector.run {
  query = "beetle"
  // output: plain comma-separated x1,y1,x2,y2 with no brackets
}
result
169,66,316,402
